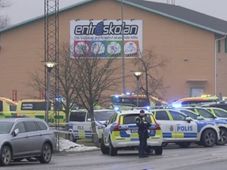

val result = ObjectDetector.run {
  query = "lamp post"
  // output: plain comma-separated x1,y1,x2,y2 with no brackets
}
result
134,71,142,107
44,61,57,123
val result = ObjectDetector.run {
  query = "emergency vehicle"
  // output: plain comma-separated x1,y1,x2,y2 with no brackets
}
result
67,109,115,142
151,108,220,147
0,97,17,119
101,109,163,156
16,99,66,126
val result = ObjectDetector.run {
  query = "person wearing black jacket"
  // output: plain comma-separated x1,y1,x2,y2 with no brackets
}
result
136,110,151,158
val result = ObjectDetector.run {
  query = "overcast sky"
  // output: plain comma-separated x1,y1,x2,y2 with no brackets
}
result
1,0,227,26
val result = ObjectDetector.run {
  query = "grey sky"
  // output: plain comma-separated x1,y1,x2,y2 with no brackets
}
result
1,0,227,26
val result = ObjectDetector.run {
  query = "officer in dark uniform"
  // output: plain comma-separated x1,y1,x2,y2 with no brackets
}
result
136,110,150,158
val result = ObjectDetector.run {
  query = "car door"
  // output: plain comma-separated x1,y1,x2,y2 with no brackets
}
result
10,121,29,156
23,121,43,154
168,110,198,140
153,110,172,140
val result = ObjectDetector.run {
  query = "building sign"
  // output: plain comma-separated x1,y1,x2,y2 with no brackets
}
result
70,20,143,57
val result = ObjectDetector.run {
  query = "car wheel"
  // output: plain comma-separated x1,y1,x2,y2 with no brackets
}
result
108,138,117,156
100,137,109,155
0,145,12,166
154,146,163,155
177,142,191,148
201,129,217,147
39,143,52,164
217,128,227,145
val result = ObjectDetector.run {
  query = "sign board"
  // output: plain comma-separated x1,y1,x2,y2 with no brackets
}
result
70,20,143,57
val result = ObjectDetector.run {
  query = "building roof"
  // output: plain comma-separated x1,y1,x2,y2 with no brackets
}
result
123,0,227,35
1,0,227,35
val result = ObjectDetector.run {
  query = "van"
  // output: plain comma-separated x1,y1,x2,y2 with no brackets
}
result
67,109,115,142
16,99,66,126
0,97,17,119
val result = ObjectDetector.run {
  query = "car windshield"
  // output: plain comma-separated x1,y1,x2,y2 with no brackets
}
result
0,122,14,134
94,111,115,121
212,109,227,118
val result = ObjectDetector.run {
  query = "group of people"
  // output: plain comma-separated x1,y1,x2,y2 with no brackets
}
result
136,110,151,158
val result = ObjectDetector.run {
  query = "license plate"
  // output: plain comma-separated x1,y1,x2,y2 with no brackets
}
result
130,129,138,133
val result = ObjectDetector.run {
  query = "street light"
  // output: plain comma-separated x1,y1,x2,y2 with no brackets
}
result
134,71,143,107
44,61,57,123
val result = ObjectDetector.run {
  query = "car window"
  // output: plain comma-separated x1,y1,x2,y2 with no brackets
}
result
36,121,48,130
0,122,13,134
94,110,115,121
155,111,169,120
69,111,87,122
14,122,26,133
24,121,39,132
123,114,151,124
196,108,214,118
169,110,186,121
213,109,227,118
179,109,198,119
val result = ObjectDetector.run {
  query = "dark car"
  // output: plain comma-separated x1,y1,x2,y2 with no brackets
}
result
0,118,56,166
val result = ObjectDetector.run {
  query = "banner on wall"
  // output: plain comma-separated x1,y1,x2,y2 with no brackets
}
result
70,20,143,57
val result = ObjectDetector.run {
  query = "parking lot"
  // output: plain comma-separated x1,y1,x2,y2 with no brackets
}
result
1,144,227,170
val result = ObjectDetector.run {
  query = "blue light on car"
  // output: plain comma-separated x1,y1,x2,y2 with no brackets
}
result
172,102,182,108
114,106,120,112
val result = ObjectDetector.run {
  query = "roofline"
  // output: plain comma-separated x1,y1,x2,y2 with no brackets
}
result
1,0,227,35
120,0,227,35
0,0,93,34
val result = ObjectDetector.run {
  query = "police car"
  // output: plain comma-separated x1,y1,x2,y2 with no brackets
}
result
67,109,115,142
101,109,163,156
151,108,220,147
176,108,227,145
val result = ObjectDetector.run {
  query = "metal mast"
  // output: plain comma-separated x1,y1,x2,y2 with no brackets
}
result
44,0,60,126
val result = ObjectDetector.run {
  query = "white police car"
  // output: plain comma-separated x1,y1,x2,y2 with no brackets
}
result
67,109,115,142
151,108,220,147
101,109,163,156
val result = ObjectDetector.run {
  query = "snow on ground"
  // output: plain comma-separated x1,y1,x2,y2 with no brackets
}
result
58,138,99,152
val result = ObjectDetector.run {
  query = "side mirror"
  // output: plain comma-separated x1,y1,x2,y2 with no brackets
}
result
185,116,193,123
12,128,19,137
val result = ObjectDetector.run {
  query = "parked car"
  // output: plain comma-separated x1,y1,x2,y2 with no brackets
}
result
101,109,163,156
0,118,56,166
151,108,220,147
67,109,115,142
176,108,227,145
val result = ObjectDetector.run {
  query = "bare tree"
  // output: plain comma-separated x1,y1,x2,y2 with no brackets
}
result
71,51,118,145
0,0,9,30
134,50,168,104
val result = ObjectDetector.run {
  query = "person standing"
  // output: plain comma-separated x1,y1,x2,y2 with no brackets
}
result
136,109,150,158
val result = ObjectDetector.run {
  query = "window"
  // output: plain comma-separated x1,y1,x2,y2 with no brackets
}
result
14,122,26,133
24,121,39,132
217,40,221,53
155,111,169,120
196,108,214,118
225,38,227,53
169,110,185,121
0,101,2,112
190,87,204,97
123,114,151,124
36,121,48,130
21,102,50,110
69,111,86,122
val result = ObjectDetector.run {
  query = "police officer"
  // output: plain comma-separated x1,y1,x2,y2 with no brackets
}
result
136,110,150,158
